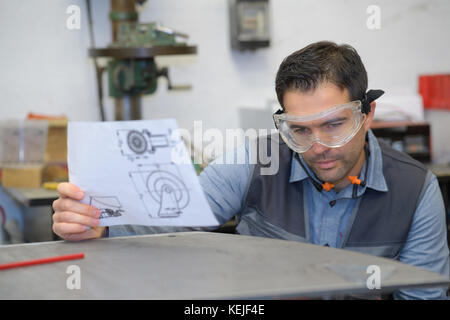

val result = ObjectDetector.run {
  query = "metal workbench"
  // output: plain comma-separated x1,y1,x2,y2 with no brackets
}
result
2,187,58,207
0,232,448,299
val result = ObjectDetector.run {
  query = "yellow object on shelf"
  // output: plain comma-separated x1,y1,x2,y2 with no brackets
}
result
42,182,60,190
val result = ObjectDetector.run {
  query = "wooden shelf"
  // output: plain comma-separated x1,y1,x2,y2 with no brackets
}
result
370,121,432,163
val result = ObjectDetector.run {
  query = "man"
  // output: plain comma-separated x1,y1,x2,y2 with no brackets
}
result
52,41,449,299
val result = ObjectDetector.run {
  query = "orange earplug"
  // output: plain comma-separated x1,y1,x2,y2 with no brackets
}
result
348,176,362,185
322,182,335,191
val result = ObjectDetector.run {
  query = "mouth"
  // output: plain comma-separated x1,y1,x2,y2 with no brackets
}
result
315,159,337,170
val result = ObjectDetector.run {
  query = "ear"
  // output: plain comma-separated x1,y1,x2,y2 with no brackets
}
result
364,101,376,131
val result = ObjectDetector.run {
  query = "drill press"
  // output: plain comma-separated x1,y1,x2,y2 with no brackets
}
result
88,0,197,121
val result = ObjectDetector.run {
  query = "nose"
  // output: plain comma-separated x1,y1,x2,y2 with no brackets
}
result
310,141,329,155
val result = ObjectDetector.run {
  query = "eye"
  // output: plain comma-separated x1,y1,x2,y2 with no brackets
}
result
326,122,343,129
293,127,311,135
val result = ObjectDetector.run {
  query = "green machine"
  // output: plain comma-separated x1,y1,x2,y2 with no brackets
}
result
88,0,197,120
114,22,187,47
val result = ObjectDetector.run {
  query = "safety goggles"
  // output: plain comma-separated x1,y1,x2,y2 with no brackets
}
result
273,101,366,153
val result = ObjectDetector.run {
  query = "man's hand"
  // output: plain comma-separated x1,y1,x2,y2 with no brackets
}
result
52,182,105,241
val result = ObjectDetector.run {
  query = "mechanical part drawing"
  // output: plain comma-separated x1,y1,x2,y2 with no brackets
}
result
129,163,190,218
69,119,219,227
127,130,148,154
117,129,173,161
89,196,124,219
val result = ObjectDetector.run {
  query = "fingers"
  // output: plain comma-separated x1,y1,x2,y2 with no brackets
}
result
53,222,89,236
53,197,100,218
64,229,97,242
52,183,104,241
64,227,105,241
57,182,84,200
52,205,101,241
53,224,105,242
53,211,100,228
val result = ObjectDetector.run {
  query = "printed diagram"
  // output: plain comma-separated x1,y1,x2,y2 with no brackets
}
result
130,164,190,218
117,129,174,161
89,196,124,219
68,119,217,228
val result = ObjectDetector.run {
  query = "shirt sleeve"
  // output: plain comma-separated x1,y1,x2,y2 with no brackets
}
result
393,172,450,300
198,141,254,225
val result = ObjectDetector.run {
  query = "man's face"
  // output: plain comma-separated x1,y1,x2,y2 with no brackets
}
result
283,82,372,185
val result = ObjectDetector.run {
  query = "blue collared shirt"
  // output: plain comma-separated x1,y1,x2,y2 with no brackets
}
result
197,130,449,300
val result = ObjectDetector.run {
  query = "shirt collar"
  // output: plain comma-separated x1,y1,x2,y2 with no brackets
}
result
289,129,388,192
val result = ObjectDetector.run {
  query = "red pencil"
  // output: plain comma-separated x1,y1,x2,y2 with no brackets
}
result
0,253,84,270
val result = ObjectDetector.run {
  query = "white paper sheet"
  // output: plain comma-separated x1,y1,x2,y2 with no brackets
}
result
68,119,219,227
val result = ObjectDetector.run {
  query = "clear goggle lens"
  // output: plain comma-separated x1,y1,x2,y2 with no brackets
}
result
274,101,366,153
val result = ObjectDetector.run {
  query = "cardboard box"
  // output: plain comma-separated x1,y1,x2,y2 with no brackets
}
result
45,119,67,163
43,163,68,182
2,165,43,188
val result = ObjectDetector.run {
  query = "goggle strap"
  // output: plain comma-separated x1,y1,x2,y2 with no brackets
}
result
350,144,370,198
295,153,324,192
361,89,385,114
272,109,284,129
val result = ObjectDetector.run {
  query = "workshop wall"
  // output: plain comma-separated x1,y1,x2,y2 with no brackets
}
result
0,0,449,161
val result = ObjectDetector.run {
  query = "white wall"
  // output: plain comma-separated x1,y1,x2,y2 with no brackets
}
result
1,0,449,161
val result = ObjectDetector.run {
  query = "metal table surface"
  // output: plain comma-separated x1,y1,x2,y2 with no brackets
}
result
0,232,448,299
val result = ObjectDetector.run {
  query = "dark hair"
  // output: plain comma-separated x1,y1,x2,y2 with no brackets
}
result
275,41,368,109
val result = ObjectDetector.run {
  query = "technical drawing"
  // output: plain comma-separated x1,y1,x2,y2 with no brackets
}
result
89,196,124,219
127,130,148,154
129,163,190,218
117,129,174,161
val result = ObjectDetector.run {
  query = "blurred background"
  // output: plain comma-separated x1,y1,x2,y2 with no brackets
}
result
0,0,449,244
